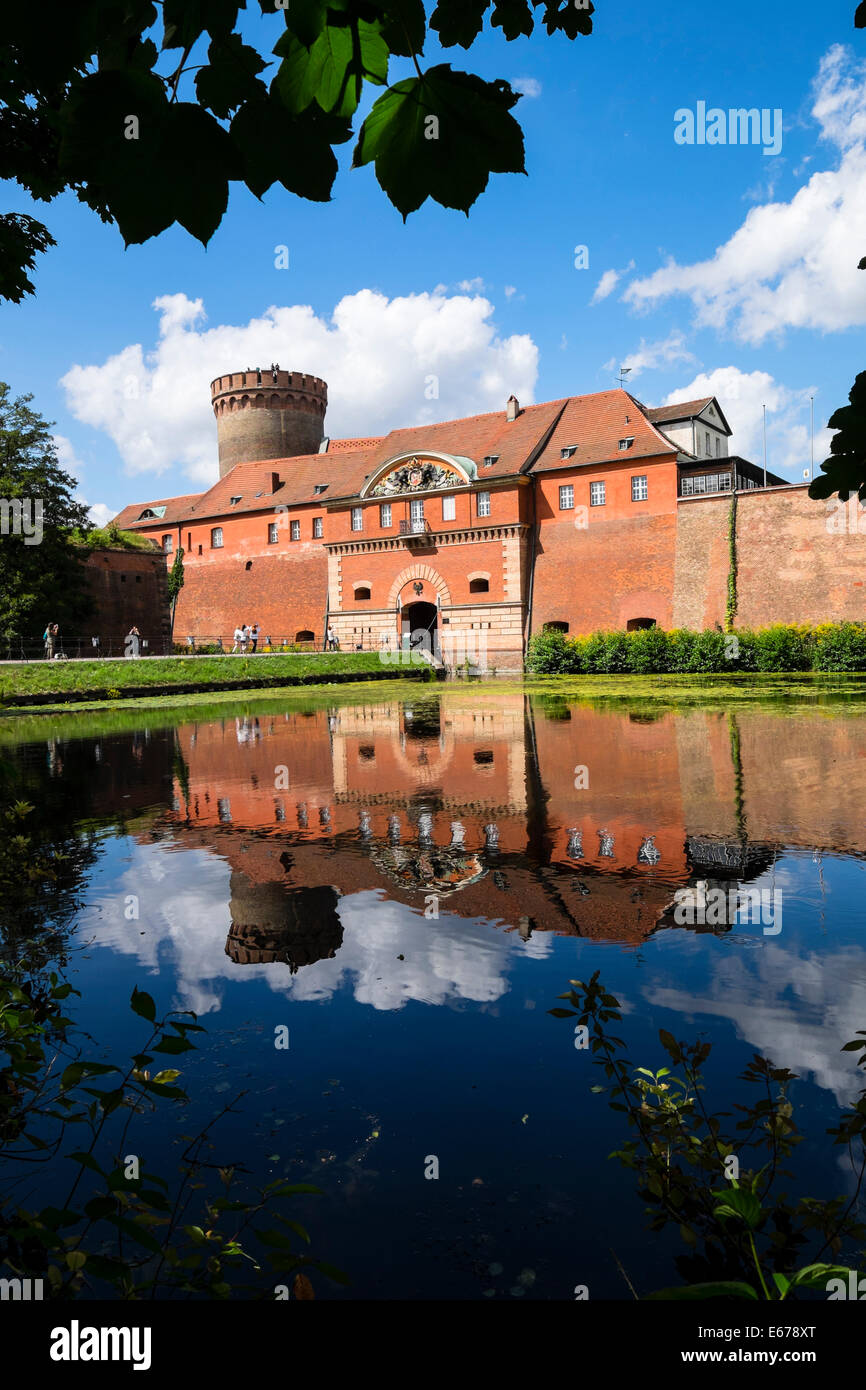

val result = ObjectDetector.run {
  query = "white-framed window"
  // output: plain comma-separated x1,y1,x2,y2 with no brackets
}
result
211,527,223,548
442,495,456,521
560,445,578,460
631,475,648,502
162,534,173,552
313,516,323,538
410,497,425,532
477,491,491,518
590,481,606,507
268,522,279,544
379,503,392,528
705,431,711,455
619,437,635,450
716,437,721,457
290,520,300,541
559,484,574,510
351,507,363,531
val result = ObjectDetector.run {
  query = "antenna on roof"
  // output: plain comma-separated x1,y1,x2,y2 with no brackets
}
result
618,366,632,389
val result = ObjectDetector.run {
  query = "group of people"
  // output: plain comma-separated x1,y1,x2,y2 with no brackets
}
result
232,622,261,653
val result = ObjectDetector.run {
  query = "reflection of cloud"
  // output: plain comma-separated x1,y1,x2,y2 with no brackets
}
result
81,844,534,1015
645,940,866,1106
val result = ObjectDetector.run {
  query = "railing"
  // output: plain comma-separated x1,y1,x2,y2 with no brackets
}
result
398,519,431,536
0,635,330,662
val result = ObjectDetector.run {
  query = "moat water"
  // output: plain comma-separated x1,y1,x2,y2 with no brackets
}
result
2,685,865,1299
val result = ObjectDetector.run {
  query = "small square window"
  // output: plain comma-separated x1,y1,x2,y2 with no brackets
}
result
442,495,456,521
313,517,323,538
268,522,279,544
590,481,606,507
351,507,363,531
477,491,491,518
559,485,574,510
631,475,648,502
290,520,300,541
380,503,392,528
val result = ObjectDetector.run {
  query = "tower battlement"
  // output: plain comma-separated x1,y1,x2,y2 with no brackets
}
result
211,367,328,476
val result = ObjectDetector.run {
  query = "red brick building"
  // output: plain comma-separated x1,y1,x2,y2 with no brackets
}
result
112,368,862,668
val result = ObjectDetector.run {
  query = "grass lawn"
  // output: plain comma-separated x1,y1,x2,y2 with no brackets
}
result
0,652,391,704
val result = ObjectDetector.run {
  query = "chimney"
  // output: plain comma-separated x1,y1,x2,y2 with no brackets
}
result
507,394,520,422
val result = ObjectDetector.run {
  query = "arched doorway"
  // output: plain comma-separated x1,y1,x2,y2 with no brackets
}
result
401,600,438,654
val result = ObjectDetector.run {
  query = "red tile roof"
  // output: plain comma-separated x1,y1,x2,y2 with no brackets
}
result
112,493,204,530
530,389,678,473
113,389,704,524
646,398,716,425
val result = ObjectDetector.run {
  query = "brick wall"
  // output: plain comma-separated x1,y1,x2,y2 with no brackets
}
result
173,545,328,646
673,485,866,630
81,548,170,647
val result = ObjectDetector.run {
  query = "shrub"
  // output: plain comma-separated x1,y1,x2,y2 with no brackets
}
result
526,629,577,674
811,621,866,671
625,626,671,674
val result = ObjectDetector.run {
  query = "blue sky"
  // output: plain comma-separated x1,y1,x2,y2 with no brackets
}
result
2,0,865,519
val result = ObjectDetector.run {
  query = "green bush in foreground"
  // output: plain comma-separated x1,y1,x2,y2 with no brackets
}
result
526,622,866,675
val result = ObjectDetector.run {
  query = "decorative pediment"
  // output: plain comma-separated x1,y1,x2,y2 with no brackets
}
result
361,451,476,499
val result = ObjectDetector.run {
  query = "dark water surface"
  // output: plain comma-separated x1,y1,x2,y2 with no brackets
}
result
3,687,865,1299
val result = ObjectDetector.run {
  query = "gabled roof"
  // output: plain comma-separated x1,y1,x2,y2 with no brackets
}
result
112,493,203,530
646,397,732,436
530,389,679,473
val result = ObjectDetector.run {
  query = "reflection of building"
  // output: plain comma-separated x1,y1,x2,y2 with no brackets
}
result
133,693,866,970
112,372,862,669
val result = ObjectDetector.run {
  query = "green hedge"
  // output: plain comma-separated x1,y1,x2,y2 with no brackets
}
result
526,623,866,675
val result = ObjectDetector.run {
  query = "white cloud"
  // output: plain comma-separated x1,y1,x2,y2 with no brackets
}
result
662,365,832,476
504,284,517,298
591,259,636,306
513,76,542,99
61,289,539,487
604,329,696,379
623,45,866,343
591,269,621,304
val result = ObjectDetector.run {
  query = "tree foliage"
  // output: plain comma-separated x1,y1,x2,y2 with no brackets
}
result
0,383,92,638
0,0,597,300
808,370,866,504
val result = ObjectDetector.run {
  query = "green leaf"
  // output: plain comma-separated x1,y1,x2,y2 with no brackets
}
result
162,0,240,49
153,1033,195,1054
151,1069,181,1085
353,65,525,217
232,95,350,201
712,1188,763,1230
645,1281,759,1301
196,35,268,119
430,0,490,48
130,987,157,1023
548,1007,577,1018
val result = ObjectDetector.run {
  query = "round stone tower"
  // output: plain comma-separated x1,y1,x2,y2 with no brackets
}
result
210,366,328,477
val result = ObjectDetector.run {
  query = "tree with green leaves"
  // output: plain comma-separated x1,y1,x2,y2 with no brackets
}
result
0,383,93,638
808,371,866,504
0,0,596,301
167,544,185,620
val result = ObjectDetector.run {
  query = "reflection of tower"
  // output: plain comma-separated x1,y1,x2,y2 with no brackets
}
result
226,875,342,972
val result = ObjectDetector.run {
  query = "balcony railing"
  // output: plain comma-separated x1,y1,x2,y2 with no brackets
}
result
399,519,432,536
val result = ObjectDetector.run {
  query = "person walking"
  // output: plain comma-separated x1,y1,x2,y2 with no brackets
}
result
232,623,245,654
250,622,260,654
326,623,338,651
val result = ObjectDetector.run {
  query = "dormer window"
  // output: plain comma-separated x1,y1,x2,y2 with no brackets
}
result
618,438,635,451
230,495,242,505
314,484,328,494
560,445,578,460
483,454,499,467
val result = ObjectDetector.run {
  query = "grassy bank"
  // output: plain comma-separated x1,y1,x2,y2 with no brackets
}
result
0,652,416,708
